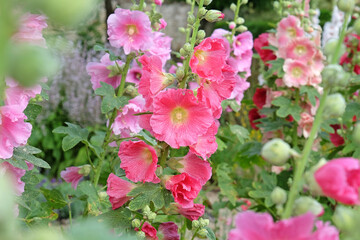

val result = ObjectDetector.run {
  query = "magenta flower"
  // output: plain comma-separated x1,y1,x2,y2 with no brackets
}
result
315,158,360,205
150,89,213,148
189,121,219,160
126,62,142,85
118,140,160,183
60,166,83,189
176,203,205,220
165,173,202,208
106,173,135,210
312,221,339,240
0,105,32,159
159,222,180,240
12,13,47,47
233,31,253,57
86,53,123,90
210,29,231,55
107,8,153,54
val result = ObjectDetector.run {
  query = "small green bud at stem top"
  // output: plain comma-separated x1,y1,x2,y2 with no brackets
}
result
323,93,346,119
236,17,245,25
271,187,287,205
293,196,323,216
261,138,292,166
197,30,206,40
132,219,141,228
204,10,224,22
197,228,208,238
198,7,207,18
230,3,237,12
337,0,355,13
183,43,192,52
136,231,146,239
192,220,200,229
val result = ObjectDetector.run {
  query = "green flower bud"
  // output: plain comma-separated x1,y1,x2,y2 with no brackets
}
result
321,64,350,88
271,187,287,205
187,14,195,25
204,10,224,22
198,7,207,18
143,206,151,215
179,48,187,57
136,231,146,239
333,206,356,232
192,220,200,229
261,138,292,166
337,0,355,13
236,17,245,25
241,0,248,4
197,228,208,238
179,27,186,33
148,212,157,221
197,30,206,40
273,1,280,8
98,191,108,200
353,122,360,146
323,93,346,119
293,196,323,216
304,158,327,196
176,67,185,80
354,19,360,35
125,85,138,98
132,219,141,228
183,43,192,53
199,218,209,228
78,164,91,176
203,0,212,6
230,3,237,12
236,25,248,32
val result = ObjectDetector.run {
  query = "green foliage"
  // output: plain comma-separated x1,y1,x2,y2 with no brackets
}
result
95,82,129,114
300,86,320,106
229,125,250,144
1,145,50,169
97,208,132,229
248,171,277,207
263,58,285,79
272,96,302,121
40,188,67,209
53,122,89,151
216,163,238,206
24,103,43,121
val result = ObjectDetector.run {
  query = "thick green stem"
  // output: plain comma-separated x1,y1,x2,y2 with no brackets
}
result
185,0,196,43
138,0,145,11
331,12,350,64
180,0,205,89
292,89,300,148
230,0,242,41
67,196,72,227
191,228,199,240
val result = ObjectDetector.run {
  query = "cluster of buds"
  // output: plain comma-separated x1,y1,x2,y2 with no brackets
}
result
192,217,210,239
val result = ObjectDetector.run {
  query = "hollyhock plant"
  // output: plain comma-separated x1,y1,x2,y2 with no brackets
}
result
158,222,180,240
280,37,316,62
150,89,213,148
254,33,277,66
165,173,202,208
276,15,304,46
176,203,205,220
118,140,160,183
233,31,253,57
60,166,83,189
146,32,172,65
314,158,360,205
107,8,153,54
107,173,135,210
329,124,345,147
0,162,27,196
12,13,47,47
138,222,158,240
189,122,219,160
283,59,309,88
86,53,123,90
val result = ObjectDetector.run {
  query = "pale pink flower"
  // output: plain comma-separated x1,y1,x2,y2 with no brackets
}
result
276,15,304,46
189,121,219,160
150,89,213,148
312,221,339,240
12,13,47,47
176,203,205,220
298,112,314,138
0,162,26,196
0,105,32,159
86,53,123,90
107,8,153,54
5,78,41,111
176,152,212,185
159,222,180,240
279,37,316,62
233,31,253,57
107,173,135,210
60,166,83,189
118,140,159,183
146,32,172,65
229,75,250,105
315,158,360,205
283,59,309,88
226,50,253,75
190,38,228,82
165,173,202,208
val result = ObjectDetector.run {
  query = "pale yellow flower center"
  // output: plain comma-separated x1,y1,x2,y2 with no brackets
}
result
195,50,207,64
295,45,307,56
287,27,296,38
142,148,153,164
127,25,137,36
292,67,303,78
170,107,188,125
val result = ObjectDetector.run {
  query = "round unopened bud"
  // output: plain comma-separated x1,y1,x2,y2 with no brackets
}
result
132,219,141,228
354,19,360,35
197,228,208,238
197,30,206,40
176,67,185,80
148,212,157,221
179,27,186,33
236,17,245,25
199,218,209,228
337,0,355,13
78,164,91,176
205,10,224,22
353,122,360,146
333,206,356,232
192,220,200,229
98,191,108,200
198,7,207,18
261,138,292,166
241,0,248,4
321,64,349,88
236,25,248,32
323,39,346,61
203,0,212,6
323,93,346,119
271,187,287,205
143,205,151,215
293,196,323,216
136,231,146,239
187,14,195,25
230,3,237,12
304,158,327,196
179,48,187,57
125,85,138,97
183,43,192,52
229,21,236,29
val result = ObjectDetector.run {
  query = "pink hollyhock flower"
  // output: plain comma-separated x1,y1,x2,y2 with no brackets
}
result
253,88,267,109
176,203,205,220
229,75,251,105
276,15,304,46
189,121,219,160
126,62,142,85
157,18,167,30
190,38,228,82
153,0,163,5
210,29,231,55
118,140,160,183
248,108,262,130
159,222,180,240
228,211,315,240
112,96,145,137
254,33,277,66
176,152,212,185
0,162,26,196
150,89,213,148
283,59,309,88
138,222,158,240
315,158,360,205
60,166,83,189
298,112,314,138
5,78,41,111
233,31,253,57
165,173,202,208
280,37,316,62
329,124,345,147
312,221,339,240
227,50,253,75
107,8,153,54
146,32,172,65
12,13,47,47
106,173,135,210
0,105,32,159
86,53,123,90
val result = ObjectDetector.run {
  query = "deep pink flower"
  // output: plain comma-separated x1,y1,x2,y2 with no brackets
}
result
118,140,159,183
329,124,345,147
139,222,158,240
190,38,228,81
126,62,142,85
315,158,360,205
233,31,253,57
283,59,309,88
0,105,32,159
5,78,41,111
106,173,135,210
60,166,83,189
248,108,262,130
176,203,205,220
210,29,231,55
176,152,212,185
165,173,202,208
107,8,153,54
12,13,47,47
0,162,26,196
86,53,123,90
153,0,163,5
276,15,304,46
254,33,277,66
159,222,180,240
150,89,213,148
253,88,267,109
189,121,219,160
228,211,315,240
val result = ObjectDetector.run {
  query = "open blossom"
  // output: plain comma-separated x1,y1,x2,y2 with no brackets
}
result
159,222,180,240
165,173,202,208
254,33,277,66
146,32,172,65
232,31,253,57
298,112,314,138
126,62,142,85
118,140,160,183
190,38,228,81
276,15,304,46
107,173,135,210
329,124,345,147
229,75,251,105
0,162,27,196
60,166,83,189
0,105,32,159
176,203,205,220
107,8,153,54
86,53,123,90
283,59,309,88
12,13,47,47
138,222,158,240
253,88,267,109
189,121,218,160
210,29,231,55
150,89,213,148
280,37,316,62
315,158,360,205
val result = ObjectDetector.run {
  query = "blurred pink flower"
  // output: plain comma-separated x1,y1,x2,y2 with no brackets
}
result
12,13,47,47
189,121,219,160
283,59,309,88
276,15,304,46
232,31,253,57
176,203,205,220
60,166,83,189
159,222,180,240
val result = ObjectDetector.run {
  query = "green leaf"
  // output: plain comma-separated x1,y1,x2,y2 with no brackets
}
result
272,96,302,121
97,208,132,229
53,122,89,151
101,95,129,114
40,188,67,209
77,181,102,216
248,171,277,207
221,99,241,112
205,227,216,240
216,163,237,206
263,58,285,79
216,137,227,151
24,103,42,121
344,103,360,123
256,117,292,132
94,44,106,52
127,183,165,211
261,45,278,51
95,82,115,96
229,125,249,144
300,86,320,106
1,146,50,169
135,130,158,146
